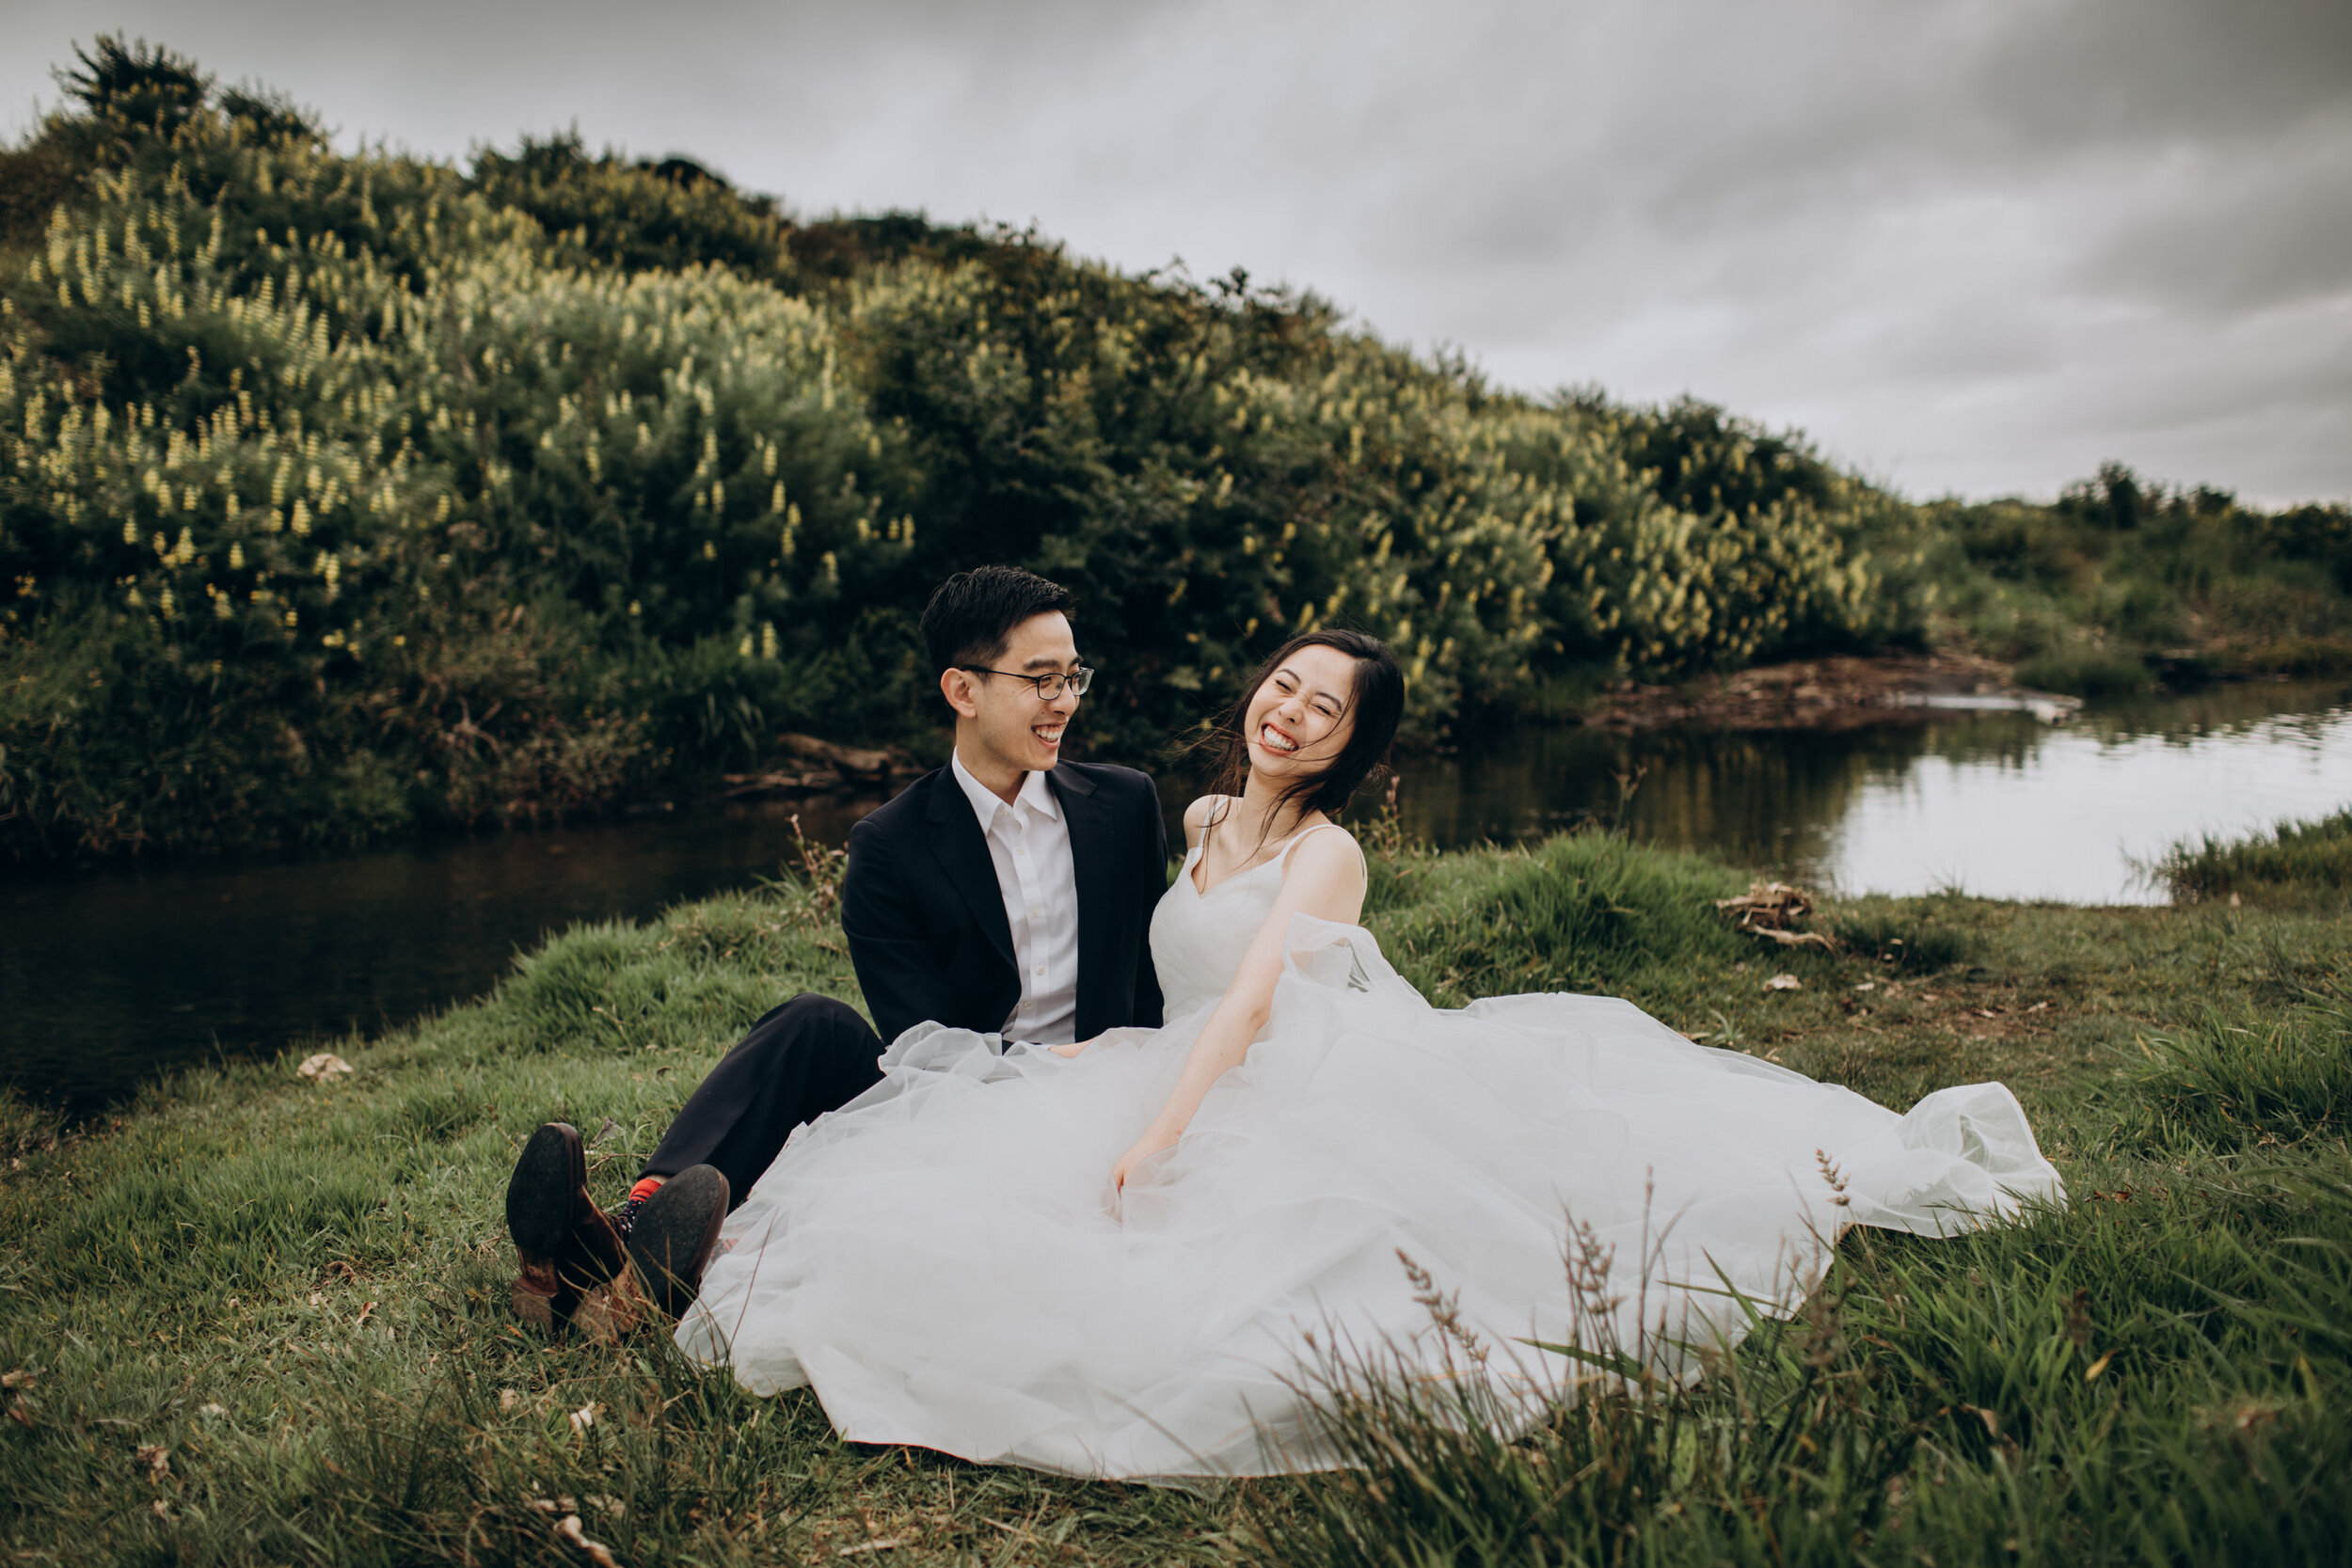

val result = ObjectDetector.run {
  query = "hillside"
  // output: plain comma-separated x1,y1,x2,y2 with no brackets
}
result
2,38,2344,860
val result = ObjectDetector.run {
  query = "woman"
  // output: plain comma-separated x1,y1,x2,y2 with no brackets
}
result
680,631,2062,1479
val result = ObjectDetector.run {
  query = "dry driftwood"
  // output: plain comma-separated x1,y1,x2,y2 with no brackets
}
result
1714,880,1840,951
776,733,910,779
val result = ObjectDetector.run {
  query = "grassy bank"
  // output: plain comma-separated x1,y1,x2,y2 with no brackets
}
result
3,829,2349,1564
5,38,2348,861
2154,805,2352,914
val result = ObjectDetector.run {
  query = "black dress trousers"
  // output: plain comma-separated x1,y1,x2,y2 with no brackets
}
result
640,993,884,1206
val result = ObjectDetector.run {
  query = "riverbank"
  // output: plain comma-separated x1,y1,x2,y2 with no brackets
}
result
2,827,2346,1564
1580,648,2066,730
1579,642,2352,733
17,679,2347,1117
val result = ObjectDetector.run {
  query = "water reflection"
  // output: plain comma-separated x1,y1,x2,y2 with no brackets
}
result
1389,680,2352,903
2,680,2345,1114
0,795,882,1117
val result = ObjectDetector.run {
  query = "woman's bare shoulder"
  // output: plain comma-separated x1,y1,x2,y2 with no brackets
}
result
1282,820,1366,879
1183,795,1232,846
1184,795,1233,829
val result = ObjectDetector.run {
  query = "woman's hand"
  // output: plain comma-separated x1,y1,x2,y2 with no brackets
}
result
1111,1120,1183,1191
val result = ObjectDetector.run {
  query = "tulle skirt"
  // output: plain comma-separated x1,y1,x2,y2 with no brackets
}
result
677,917,2062,1479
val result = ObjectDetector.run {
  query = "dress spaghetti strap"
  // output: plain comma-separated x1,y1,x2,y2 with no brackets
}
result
1274,820,1362,872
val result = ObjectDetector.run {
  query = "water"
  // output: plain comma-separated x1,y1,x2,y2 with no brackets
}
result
0,796,884,1118
3,681,2345,1115
1388,681,2352,904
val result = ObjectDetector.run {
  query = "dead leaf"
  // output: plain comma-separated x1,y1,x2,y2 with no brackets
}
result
135,1443,170,1479
1765,974,1803,991
0,1369,33,1389
499,1388,520,1412
151,1497,173,1519
568,1402,599,1433
308,1292,326,1307
197,1402,228,1418
553,1513,622,1567
838,1540,909,1559
1852,982,1876,992
2084,1351,2115,1382
296,1052,353,1081
354,1301,377,1331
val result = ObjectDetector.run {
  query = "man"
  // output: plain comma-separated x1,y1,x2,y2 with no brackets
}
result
503,566,1169,1333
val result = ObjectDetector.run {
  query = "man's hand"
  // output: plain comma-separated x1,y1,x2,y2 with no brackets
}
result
1111,1119,1183,1192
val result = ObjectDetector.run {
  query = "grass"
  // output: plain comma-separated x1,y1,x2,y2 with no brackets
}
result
2,830,2349,1564
2154,805,2352,913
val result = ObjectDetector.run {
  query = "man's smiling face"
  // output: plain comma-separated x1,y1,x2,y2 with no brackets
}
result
954,610,1084,778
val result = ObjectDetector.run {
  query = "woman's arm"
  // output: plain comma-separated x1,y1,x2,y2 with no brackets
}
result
1110,827,1367,1190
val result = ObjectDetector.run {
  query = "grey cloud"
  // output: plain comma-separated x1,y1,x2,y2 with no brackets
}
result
2073,129,2352,312
1974,0,2352,152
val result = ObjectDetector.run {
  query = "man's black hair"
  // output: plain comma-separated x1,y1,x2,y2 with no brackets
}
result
918,566,1076,674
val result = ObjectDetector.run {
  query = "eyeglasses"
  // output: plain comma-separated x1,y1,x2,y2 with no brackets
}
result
959,664,1094,701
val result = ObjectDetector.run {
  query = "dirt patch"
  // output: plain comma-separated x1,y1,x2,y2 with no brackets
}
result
1583,651,2062,731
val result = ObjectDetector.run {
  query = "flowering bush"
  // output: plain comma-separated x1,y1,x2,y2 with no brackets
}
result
0,41,1911,856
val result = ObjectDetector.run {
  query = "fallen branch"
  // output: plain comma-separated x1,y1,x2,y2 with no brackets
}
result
1714,880,1840,951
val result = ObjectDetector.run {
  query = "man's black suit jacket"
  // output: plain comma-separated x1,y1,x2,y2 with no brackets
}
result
840,761,1168,1046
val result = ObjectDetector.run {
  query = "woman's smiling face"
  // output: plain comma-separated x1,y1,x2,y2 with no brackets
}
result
1244,643,1358,784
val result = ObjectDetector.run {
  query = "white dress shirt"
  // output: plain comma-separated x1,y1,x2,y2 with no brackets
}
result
949,751,1081,1045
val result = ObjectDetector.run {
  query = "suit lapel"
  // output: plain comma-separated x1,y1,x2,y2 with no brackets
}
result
1050,766,1114,1026
923,771,1016,970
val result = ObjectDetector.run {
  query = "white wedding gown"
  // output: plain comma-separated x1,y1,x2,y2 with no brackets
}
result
679,831,2063,1479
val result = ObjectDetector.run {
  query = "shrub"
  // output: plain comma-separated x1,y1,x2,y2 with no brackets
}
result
0,53,1913,858
5,40,2344,863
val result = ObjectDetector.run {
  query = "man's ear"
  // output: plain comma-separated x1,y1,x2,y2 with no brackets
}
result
940,666,981,720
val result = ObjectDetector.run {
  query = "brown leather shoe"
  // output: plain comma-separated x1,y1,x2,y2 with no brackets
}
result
505,1122,628,1333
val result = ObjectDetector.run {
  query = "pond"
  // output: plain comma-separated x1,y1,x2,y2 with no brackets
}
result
3,679,2345,1116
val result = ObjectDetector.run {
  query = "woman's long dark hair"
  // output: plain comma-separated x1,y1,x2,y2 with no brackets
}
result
1193,629,1405,850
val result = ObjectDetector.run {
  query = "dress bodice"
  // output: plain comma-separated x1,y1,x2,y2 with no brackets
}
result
1149,842,1288,1021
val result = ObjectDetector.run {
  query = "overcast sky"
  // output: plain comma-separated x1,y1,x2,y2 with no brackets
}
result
6,1,2347,504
